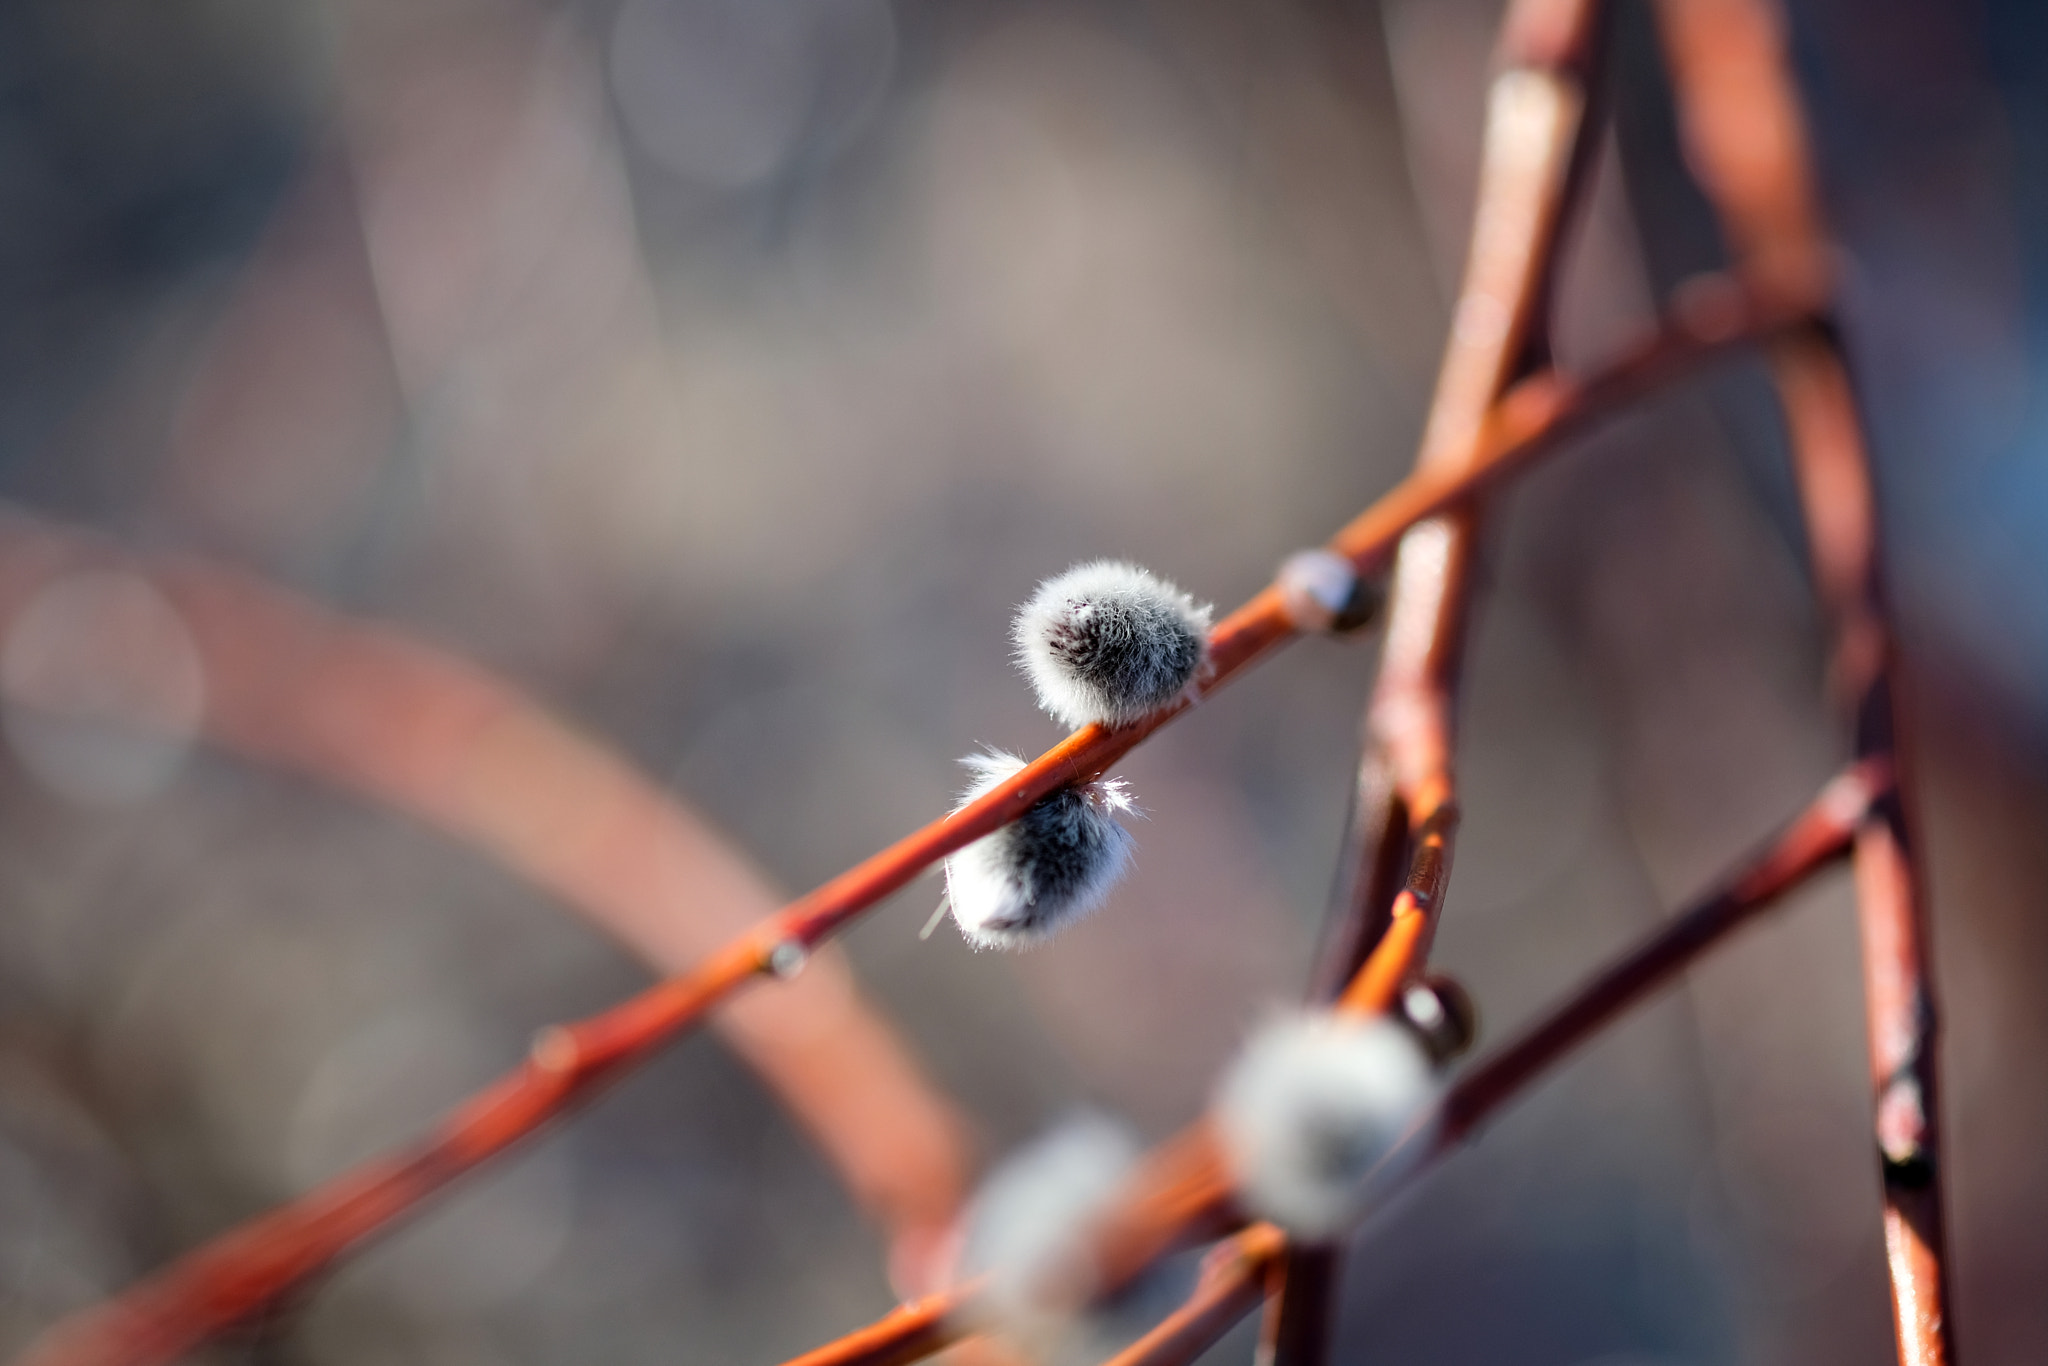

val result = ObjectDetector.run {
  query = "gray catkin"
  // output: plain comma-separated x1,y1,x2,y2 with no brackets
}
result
942,750,1135,949
1013,561,1212,730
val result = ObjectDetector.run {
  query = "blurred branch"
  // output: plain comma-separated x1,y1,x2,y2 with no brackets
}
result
0,513,969,1351
1101,1226,1286,1366
12,283,1798,1366
774,759,1889,1366
1653,3,1955,1361
162,550,973,1269
1109,758,1885,1366
775,1287,980,1366
1277,0,1609,1358
1433,760,1884,1136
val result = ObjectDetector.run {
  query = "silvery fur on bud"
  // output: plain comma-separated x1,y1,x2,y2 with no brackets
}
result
958,1112,1140,1331
942,749,1136,949
1214,1013,1438,1239
1013,561,1212,729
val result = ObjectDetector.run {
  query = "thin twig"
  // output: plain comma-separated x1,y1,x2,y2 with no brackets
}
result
1080,847,1460,1316
771,760,1887,1366
1276,0,1610,1357
13,284,1799,1366
1100,1226,1286,1366
0,514,971,1277
1077,280,1805,1308
1652,3,1954,1361
775,1287,982,1366
1434,760,1886,1136
1102,760,1888,1366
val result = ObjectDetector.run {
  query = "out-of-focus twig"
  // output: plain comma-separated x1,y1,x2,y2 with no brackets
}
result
1311,0,1610,1072
160,551,974,1277
1100,1226,1286,1366
1653,3,1954,1361
1103,758,1887,1366
1433,760,1886,1135
1277,0,1610,1357
778,759,1888,1366
0,513,968,1352
775,1286,981,1366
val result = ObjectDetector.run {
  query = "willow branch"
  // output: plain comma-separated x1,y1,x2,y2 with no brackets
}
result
0,515,971,1278
1277,0,1611,1358
1652,3,1953,1361
1101,1227,1286,1366
772,760,1887,1366
14,280,1799,1366
775,1287,982,1366
1103,759,1886,1366
1435,760,1884,1135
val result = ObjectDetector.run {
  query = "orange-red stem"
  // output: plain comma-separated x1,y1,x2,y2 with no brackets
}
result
15,284,1798,1366
776,1287,981,1366
771,761,1885,1366
1654,2,1954,1359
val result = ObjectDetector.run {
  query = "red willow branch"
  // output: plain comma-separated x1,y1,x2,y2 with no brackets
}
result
1653,3,1954,1362
776,1288,978,1366
1434,759,1887,1139
765,270,1792,1358
1077,819,1467,1320
790,759,1890,1366
1102,807,1558,1366
761,846,1464,1366
0,514,971,1282
1275,0,1610,1359
1102,1226,1287,1366
894,285,1810,1328
1099,760,1891,1366
14,281,1799,1366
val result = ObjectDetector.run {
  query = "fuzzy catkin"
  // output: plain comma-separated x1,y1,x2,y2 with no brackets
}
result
942,750,1135,949
959,1112,1139,1329
1013,561,1212,730
1214,1013,1437,1239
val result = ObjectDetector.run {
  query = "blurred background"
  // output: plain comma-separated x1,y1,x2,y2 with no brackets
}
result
0,0,2043,1363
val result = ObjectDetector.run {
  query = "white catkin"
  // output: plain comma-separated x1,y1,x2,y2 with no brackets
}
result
1013,561,1212,729
942,750,1135,949
1214,1013,1438,1239
959,1112,1140,1330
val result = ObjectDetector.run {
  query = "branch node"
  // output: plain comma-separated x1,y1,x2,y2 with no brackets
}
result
766,939,810,980
530,1026,580,1075
1399,976,1478,1064
1277,550,1383,634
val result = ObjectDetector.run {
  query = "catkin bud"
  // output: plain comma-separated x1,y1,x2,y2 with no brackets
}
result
1013,561,1212,729
1275,548,1382,633
942,750,1136,949
958,1112,1140,1331
1215,1013,1437,1239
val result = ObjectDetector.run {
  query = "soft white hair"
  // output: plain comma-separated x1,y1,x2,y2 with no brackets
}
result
1214,1013,1438,1239
942,750,1136,949
959,1111,1140,1329
1013,561,1212,730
